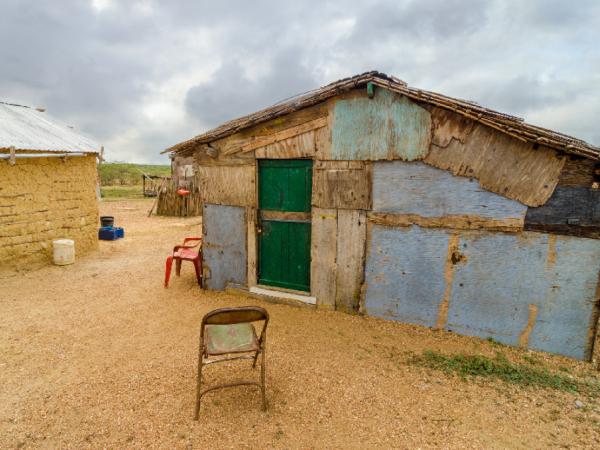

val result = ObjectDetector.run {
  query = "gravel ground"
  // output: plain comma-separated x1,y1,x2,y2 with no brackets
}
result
1,199,599,449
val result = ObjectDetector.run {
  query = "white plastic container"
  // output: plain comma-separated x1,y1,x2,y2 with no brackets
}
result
53,239,75,265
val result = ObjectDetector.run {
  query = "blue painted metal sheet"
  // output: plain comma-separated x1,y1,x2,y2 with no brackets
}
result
364,224,600,359
364,225,448,327
202,204,247,290
330,89,431,161
448,233,600,359
372,161,527,219
529,236,600,357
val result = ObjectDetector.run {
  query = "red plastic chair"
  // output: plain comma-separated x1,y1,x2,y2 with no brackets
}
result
165,237,202,288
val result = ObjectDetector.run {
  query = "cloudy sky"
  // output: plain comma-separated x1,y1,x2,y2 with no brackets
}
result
1,0,599,164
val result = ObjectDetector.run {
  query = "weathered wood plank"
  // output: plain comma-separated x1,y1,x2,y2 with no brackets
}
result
260,210,311,221
207,102,328,154
310,208,337,309
171,155,196,186
425,124,566,207
524,186,600,239
336,210,367,313
329,88,431,161
372,161,527,220
591,273,600,368
314,121,331,159
427,106,475,148
193,146,255,166
559,156,596,187
255,130,316,159
197,165,256,207
202,204,247,290
247,207,257,287
312,161,371,210
368,212,523,232
224,117,327,155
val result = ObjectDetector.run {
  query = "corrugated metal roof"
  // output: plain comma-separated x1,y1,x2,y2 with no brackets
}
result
0,102,100,153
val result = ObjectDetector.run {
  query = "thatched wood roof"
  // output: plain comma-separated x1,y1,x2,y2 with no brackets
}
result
165,71,600,160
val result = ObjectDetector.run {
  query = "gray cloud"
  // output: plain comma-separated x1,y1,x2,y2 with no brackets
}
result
0,0,599,163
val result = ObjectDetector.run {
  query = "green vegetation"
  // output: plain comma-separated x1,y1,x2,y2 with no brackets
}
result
99,162,170,186
99,162,170,200
411,350,600,395
100,185,145,200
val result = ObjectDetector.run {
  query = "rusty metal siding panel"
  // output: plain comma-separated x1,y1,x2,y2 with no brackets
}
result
373,161,527,219
330,89,431,161
364,224,600,360
364,225,448,327
202,204,247,290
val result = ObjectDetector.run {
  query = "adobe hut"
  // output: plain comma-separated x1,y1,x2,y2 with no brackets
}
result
164,72,600,361
0,102,100,269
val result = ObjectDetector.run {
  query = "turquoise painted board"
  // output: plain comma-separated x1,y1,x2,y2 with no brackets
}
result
330,88,431,161
372,161,527,219
364,225,448,327
202,204,247,290
364,225,600,360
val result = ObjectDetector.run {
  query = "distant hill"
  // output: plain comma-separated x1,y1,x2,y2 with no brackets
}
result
99,163,170,186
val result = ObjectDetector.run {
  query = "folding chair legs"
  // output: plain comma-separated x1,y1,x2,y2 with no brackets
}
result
194,348,204,420
194,351,267,419
164,256,173,288
260,349,267,411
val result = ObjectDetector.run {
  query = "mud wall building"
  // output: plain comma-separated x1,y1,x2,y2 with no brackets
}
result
165,72,600,361
0,102,100,269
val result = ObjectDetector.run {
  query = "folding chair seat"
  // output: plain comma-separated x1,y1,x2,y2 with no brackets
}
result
205,323,259,355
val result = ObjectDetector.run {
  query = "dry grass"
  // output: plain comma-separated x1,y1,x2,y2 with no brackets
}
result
1,199,600,449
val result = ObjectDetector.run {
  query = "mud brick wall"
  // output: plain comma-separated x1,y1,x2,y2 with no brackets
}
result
0,154,99,270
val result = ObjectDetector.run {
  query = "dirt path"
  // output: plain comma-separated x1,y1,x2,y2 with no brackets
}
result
1,200,599,449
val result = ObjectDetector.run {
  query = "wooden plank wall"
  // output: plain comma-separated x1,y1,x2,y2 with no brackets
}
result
197,165,256,207
310,208,338,309
310,207,367,312
312,161,371,210
335,210,367,313
171,154,196,187
525,156,600,239
425,121,565,207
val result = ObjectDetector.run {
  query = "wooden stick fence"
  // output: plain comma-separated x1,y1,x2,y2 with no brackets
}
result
155,177,202,217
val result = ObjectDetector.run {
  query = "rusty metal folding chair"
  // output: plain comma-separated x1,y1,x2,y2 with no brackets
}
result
194,306,269,419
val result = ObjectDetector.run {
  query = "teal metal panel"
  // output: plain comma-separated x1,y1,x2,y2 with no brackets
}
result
202,204,247,290
373,161,527,218
330,88,431,160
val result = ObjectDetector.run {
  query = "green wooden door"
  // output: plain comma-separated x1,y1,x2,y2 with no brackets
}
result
258,160,312,292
